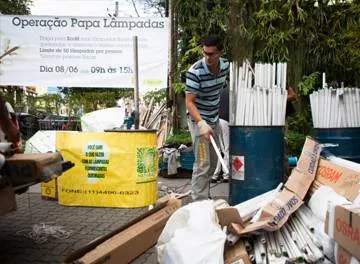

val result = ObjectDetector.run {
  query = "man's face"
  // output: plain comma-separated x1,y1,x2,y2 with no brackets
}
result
202,46,223,67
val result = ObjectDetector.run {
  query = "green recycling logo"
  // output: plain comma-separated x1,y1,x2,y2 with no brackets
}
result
136,147,157,181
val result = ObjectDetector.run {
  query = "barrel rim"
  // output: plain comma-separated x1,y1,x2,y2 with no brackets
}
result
104,129,158,133
229,125,284,128
314,127,360,131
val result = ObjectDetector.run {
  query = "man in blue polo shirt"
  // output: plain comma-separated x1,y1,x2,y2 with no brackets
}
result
185,35,230,201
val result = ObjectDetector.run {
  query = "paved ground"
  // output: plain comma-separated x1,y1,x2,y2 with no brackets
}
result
0,174,229,264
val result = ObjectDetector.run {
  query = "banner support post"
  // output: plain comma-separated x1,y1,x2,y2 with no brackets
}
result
133,35,140,129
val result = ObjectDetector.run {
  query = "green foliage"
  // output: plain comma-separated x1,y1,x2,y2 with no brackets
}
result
172,82,186,94
287,92,314,157
165,130,192,146
224,0,360,157
253,2,296,62
174,0,229,94
172,36,204,94
143,88,166,105
35,94,63,114
0,0,32,14
59,87,133,115
297,72,320,96
228,0,360,87
286,71,320,156
287,105,314,157
143,0,166,17
286,131,306,157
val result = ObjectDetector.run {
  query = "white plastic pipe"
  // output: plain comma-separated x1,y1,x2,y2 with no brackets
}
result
282,63,287,91
254,237,265,264
234,184,282,221
209,135,229,175
292,216,324,261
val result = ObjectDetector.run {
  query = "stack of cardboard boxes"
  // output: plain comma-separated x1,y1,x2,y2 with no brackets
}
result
320,159,360,263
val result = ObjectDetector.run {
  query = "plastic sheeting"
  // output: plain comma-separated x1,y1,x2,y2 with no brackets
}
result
157,200,226,264
24,130,57,154
81,107,125,132
308,185,349,222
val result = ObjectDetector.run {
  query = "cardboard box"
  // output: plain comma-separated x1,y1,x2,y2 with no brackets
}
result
0,185,17,216
325,205,360,259
41,178,58,200
217,137,321,236
335,243,359,264
224,240,251,264
64,198,181,264
3,153,63,185
325,204,360,260
315,158,360,201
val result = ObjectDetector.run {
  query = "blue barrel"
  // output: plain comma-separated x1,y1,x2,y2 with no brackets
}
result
229,126,284,205
314,128,360,163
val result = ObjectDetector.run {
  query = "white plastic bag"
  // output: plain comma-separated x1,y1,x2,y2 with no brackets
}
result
157,200,226,264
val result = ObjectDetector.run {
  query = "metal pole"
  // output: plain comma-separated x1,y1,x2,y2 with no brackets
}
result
167,0,173,106
133,36,140,129
115,1,119,17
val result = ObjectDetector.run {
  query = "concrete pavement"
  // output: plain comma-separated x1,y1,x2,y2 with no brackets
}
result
0,174,229,264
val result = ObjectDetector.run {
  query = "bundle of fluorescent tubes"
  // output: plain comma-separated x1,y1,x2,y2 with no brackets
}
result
310,87,360,128
230,61,288,126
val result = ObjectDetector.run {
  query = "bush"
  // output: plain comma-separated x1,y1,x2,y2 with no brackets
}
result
165,130,192,146
287,107,314,157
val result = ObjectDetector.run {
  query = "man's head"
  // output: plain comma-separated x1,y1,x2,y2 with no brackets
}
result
202,35,224,68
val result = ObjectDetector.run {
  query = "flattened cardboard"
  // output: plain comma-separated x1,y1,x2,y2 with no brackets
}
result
325,205,360,260
64,198,181,264
285,137,321,200
285,169,312,200
316,158,360,201
261,189,303,226
224,240,251,264
216,207,244,227
218,137,321,236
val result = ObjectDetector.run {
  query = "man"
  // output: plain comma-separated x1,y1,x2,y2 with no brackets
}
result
185,35,230,201
0,94,20,152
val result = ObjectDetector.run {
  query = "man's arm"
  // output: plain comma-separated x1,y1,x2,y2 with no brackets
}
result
185,92,202,122
185,92,213,138
0,96,20,145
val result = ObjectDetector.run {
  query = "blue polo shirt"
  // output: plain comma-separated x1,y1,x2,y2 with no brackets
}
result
185,57,229,125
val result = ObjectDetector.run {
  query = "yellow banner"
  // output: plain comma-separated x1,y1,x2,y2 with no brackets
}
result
56,131,158,208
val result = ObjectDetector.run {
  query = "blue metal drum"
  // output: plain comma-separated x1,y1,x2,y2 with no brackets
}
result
315,128,360,163
229,126,285,205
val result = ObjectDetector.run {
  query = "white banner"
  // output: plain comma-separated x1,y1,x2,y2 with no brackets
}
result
0,15,169,91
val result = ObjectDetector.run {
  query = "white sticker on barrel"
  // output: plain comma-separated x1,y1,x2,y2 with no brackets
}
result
232,155,244,181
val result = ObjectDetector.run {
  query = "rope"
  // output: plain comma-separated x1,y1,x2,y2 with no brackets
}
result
158,180,191,196
16,223,71,244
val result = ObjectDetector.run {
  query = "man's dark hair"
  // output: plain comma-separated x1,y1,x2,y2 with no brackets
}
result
202,35,223,51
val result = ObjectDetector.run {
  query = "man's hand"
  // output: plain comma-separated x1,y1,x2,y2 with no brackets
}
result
197,120,213,138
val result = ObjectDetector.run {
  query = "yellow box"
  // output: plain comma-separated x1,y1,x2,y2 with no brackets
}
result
41,178,57,200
